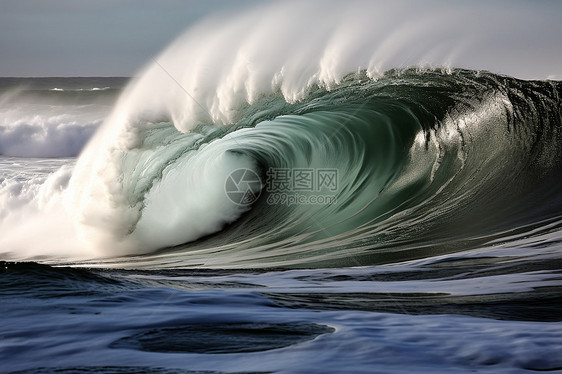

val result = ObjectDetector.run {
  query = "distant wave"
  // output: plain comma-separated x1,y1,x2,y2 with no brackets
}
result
0,104,105,157
0,110,103,158
50,87,112,92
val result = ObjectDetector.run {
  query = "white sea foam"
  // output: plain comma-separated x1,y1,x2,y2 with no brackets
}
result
0,159,94,259
0,88,109,157
0,109,101,157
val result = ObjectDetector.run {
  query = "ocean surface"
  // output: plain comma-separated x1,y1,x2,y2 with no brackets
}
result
2,2,562,373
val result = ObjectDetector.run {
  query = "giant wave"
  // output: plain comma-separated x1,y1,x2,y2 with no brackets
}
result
68,68,562,267
2,0,562,268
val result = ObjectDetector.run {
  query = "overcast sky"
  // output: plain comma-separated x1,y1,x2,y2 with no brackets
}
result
0,0,264,77
1,1,561,78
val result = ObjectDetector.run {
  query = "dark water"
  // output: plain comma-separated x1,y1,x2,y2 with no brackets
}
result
2,242,562,373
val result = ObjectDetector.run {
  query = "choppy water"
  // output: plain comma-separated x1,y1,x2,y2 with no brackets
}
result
2,243,562,373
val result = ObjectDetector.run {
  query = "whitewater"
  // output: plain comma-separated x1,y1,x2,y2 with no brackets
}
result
1,1,562,373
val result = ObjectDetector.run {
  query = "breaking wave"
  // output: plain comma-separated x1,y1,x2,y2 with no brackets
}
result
3,1,562,267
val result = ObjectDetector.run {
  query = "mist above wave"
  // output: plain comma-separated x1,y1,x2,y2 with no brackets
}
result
122,0,562,131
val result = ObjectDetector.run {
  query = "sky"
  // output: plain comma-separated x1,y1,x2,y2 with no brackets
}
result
1,0,561,78
0,0,264,77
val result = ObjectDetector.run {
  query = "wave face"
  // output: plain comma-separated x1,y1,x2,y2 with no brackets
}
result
67,67,562,267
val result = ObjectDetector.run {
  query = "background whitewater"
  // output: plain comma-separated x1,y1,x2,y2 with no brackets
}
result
0,77,126,157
